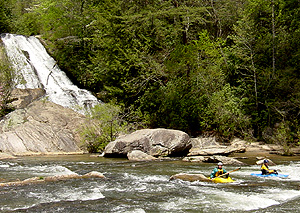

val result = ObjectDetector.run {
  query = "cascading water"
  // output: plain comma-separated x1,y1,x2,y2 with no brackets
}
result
1,33,99,114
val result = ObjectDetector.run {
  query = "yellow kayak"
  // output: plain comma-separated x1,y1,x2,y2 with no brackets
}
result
170,174,235,183
209,176,235,183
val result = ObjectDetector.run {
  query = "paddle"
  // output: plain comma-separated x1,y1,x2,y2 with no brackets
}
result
211,167,241,180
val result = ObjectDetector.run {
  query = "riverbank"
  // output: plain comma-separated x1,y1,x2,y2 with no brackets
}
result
0,143,299,165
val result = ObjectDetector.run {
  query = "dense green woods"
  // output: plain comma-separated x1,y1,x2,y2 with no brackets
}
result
1,0,300,150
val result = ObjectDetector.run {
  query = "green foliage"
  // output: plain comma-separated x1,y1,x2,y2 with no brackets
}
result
13,11,40,36
0,0,12,33
208,84,251,139
79,102,129,153
0,48,15,118
5,0,40,35
271,122,294,156
137,30,233,136
2,0,300,146
227,0,300,141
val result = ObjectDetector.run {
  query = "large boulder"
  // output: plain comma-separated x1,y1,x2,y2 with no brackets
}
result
0,100,87,155
104,128,191,157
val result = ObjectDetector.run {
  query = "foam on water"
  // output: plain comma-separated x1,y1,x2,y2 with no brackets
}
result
143,174,169,182
162,196,207,212
1,182,105,211
1,33,100,114
0,161,18,167
49,186,105,201
124,209,146,213
162,178,300,212
228,187,300,211
275,161,300,181
115,173,170,194
266,188,300,201
8,164,76,177
215,191,280,211
76,161,95,165
123,172,169,183
111,206,146,213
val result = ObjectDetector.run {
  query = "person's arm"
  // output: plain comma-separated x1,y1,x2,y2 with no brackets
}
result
223,168,227,174
210,168,217,178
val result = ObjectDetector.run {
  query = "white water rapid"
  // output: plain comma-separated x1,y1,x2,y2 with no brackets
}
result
1,33,99,114
0,156,299,212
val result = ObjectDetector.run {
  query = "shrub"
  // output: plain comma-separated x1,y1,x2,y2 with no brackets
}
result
79,102,130,153
0,48,15,118
271,122,294,156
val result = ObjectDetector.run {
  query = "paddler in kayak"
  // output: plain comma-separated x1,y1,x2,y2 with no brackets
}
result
261,159,278,175
210,162,229,179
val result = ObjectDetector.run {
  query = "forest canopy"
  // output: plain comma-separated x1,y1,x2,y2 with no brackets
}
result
1,0,300,147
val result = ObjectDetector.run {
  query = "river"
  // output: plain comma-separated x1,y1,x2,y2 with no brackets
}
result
0,155,299,212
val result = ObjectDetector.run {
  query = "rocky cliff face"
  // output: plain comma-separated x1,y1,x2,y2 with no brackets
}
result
0,99,87,156
0,33,100,157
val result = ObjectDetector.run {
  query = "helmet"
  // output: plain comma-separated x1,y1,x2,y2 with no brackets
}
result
217,162,223,166
263,159,269,164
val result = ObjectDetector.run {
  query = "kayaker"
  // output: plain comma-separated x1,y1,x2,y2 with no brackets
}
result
261,159,278,175
210,162,228,179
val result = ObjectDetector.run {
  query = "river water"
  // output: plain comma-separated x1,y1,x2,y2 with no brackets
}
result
0,155,299,212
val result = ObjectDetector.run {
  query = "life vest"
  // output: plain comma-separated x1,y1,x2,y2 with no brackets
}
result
261,164,269,171
215,168,224,177
261,163,274,174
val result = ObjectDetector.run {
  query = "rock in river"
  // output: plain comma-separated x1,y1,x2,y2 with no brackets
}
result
0,171,105,187
104,128,191,158
170,173,211,182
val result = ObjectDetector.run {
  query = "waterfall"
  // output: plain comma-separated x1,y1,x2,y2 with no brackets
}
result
1,33,100,114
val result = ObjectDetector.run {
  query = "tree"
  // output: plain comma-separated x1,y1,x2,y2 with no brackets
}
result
0,47,15,118
228,0,300,142
0,0,12,33
138,30,247,137
79,102,130,153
